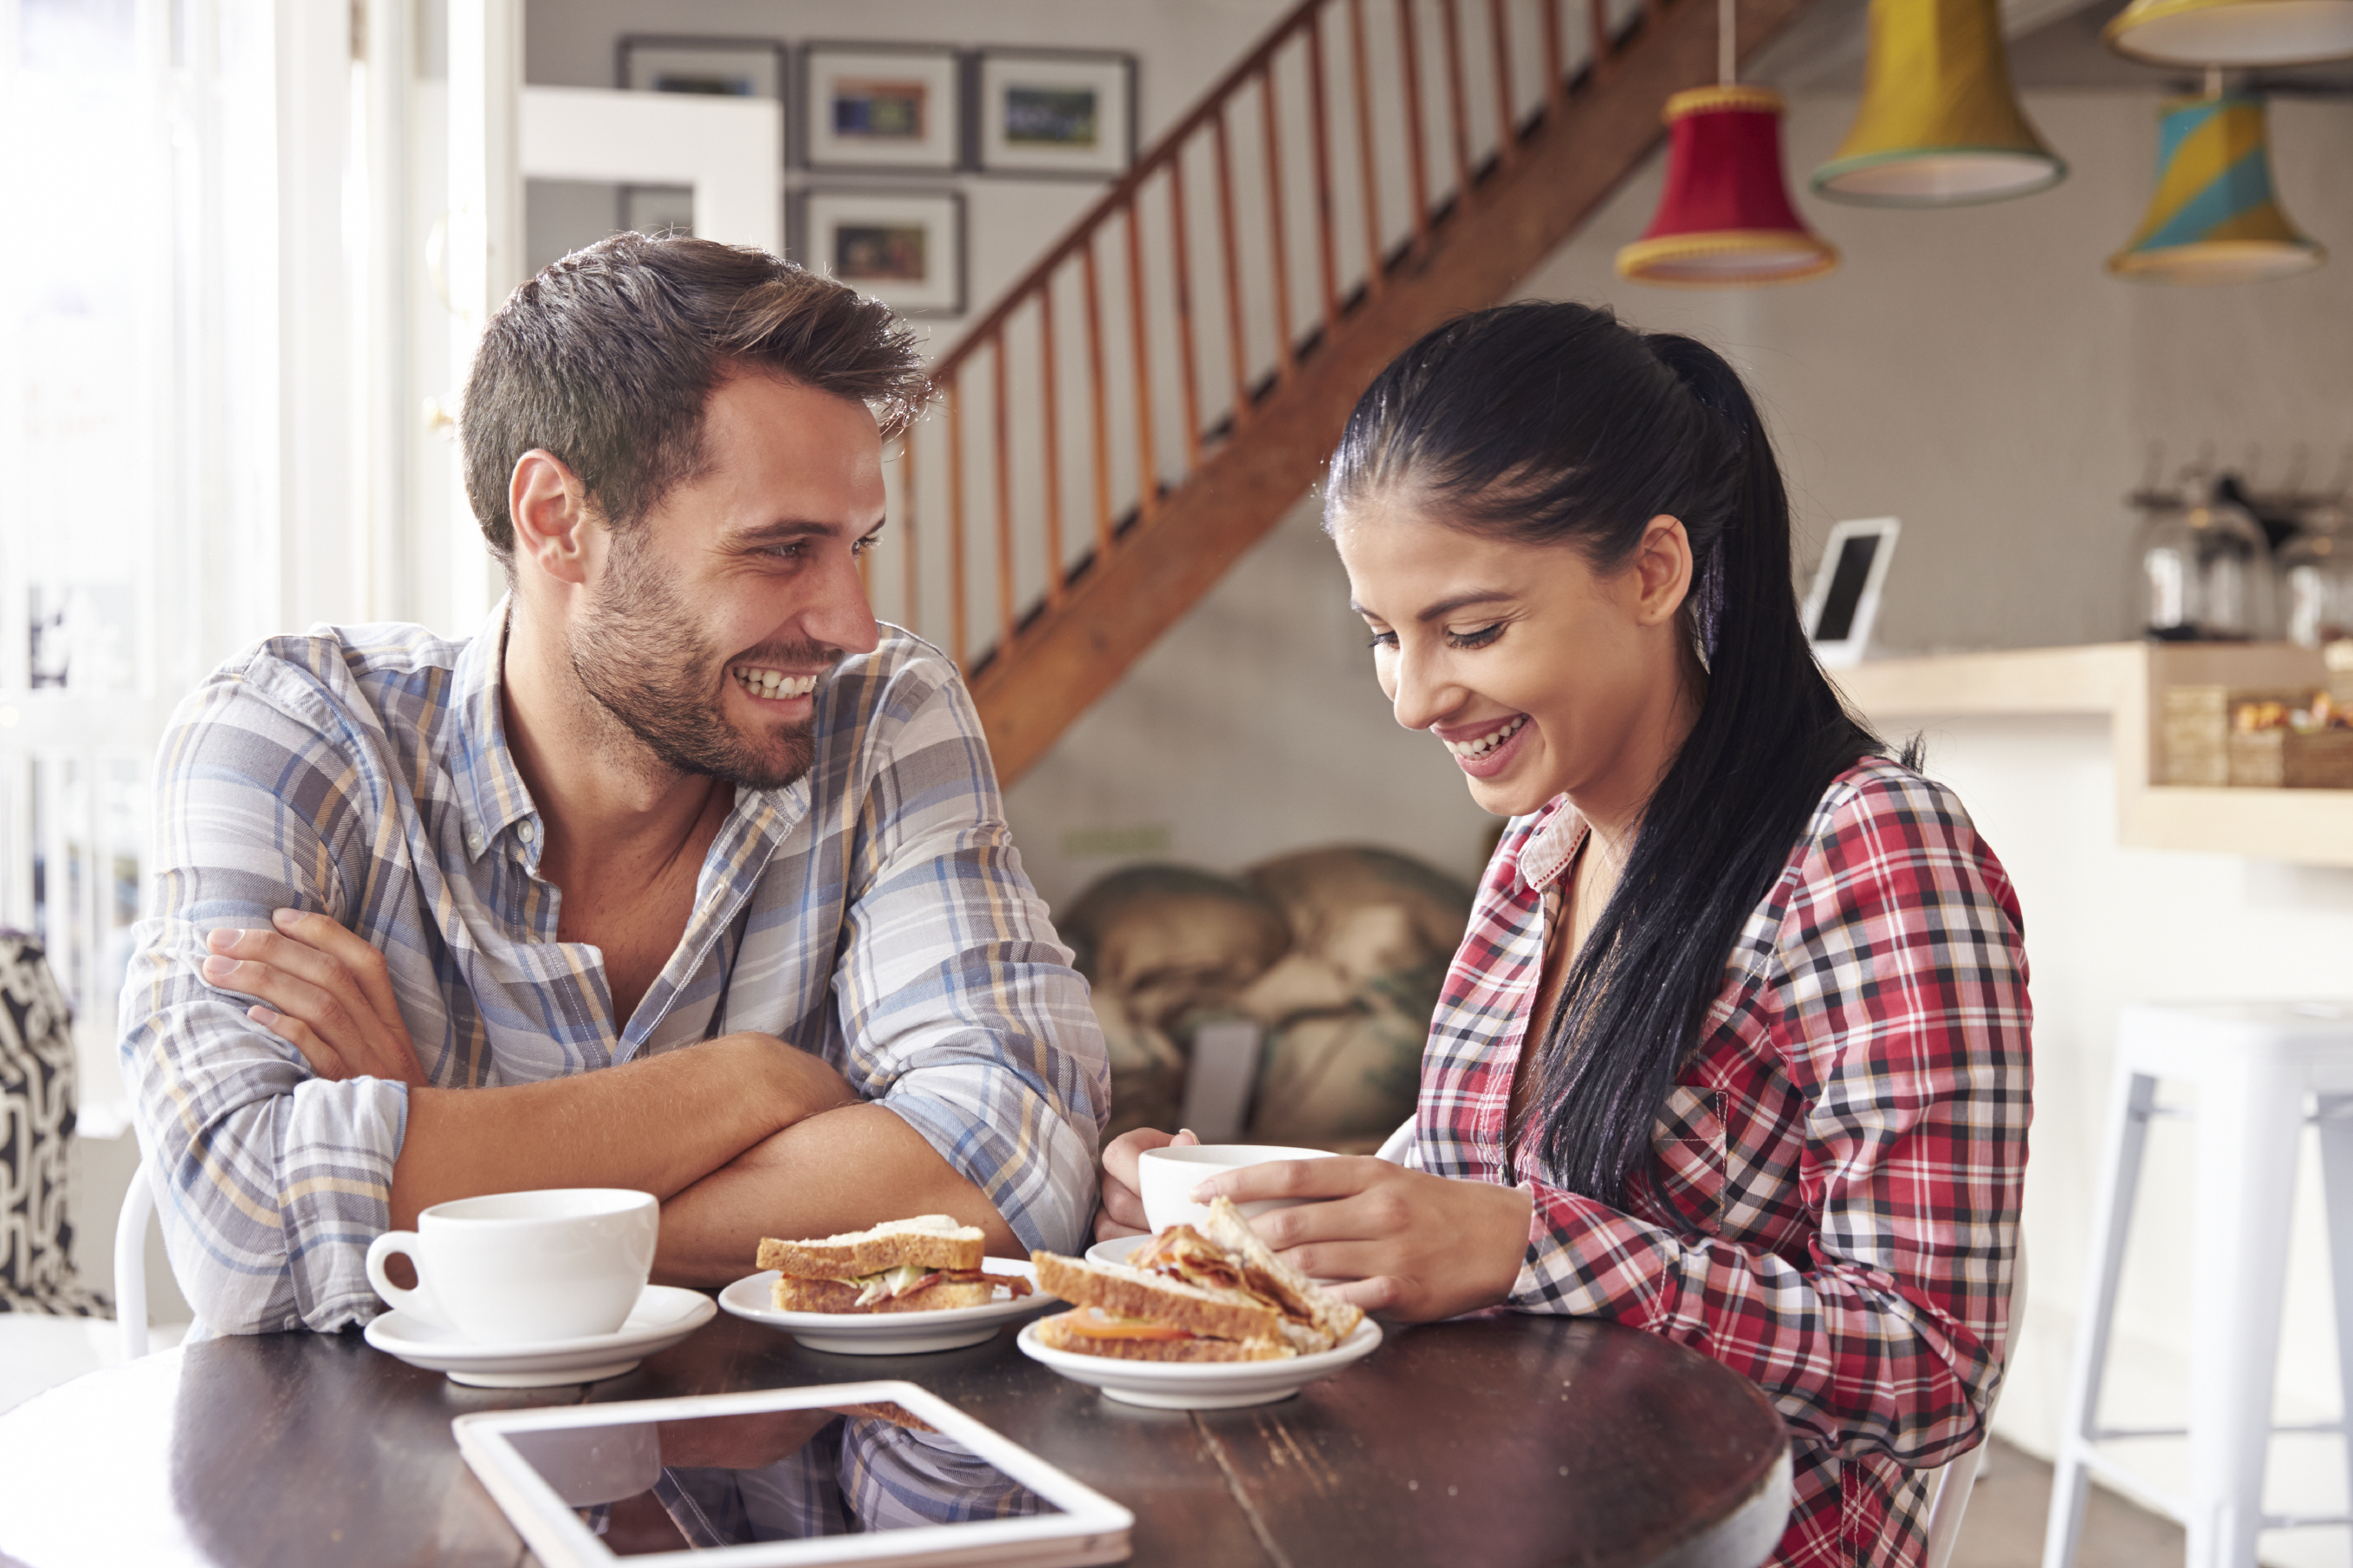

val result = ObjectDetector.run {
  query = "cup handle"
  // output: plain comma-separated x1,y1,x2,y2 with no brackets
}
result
366,1231,444,1325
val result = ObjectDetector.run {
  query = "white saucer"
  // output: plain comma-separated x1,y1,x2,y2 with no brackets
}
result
1085,1234,1148,1267
1017,1315,1382,1409
718,1259,1054,1355
362,1285,716,1388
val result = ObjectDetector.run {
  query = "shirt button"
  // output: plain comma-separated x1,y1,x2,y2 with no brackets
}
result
466,830,483,853
518,820,536,843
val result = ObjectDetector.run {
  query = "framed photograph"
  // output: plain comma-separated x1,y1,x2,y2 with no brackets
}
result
801,42,962,172
618,36,787,101
976,49,1137,178
1801,517,1901,668
799,190,965,314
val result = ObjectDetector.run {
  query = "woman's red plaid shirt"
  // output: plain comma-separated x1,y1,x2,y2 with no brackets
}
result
1408,758,2031,1568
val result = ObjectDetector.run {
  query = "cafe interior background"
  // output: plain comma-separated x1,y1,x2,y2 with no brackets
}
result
4,0,2352,1554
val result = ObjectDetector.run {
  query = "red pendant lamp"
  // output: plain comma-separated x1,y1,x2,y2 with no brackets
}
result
1617,0,1839,286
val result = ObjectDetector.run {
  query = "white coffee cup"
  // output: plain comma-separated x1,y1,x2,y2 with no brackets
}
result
1137,1144,1337,1234
365,1188,658,1344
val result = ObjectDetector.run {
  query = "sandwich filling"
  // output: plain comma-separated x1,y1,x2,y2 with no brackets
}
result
1060,1306,1196,1342
1131,1227,1313,1332
835,1264,1026,1307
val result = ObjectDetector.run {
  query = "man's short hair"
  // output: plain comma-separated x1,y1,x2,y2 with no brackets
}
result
461,233,930,561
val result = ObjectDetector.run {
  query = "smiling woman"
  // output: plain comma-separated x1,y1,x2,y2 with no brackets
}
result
1099,302,2031,1568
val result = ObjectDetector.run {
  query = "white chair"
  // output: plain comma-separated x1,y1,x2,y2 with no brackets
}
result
1921,1245,2027,1568
113,1148,161,1360
2043,1001,2353,1568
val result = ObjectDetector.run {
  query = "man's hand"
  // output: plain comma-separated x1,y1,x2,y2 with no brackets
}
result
1094,1125,1197,1242
1191,1157,1533,1323
203,909,427,1086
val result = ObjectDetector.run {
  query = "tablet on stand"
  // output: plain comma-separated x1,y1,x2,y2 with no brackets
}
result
454,1381,1132,1567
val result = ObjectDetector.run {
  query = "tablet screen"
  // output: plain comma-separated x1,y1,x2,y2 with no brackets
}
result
505,1403,1066,1553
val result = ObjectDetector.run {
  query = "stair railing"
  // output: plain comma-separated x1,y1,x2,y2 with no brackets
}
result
884,0,1657,677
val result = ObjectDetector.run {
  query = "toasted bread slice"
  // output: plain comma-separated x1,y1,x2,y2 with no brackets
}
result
1032,1310,1293,1362
771,1275,1002,1314
1197,1196,1364,1347
1030,1252,1285,1344
756,1215,984,1278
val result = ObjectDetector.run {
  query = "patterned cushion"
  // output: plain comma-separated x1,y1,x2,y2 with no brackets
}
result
0,934,107,1316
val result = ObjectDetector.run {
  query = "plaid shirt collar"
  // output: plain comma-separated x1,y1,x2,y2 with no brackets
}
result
1510,795,1587,897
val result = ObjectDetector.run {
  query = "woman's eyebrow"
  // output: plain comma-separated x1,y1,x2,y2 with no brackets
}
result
1410,590,1515,623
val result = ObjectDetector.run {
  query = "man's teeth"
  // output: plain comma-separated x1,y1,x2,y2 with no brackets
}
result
1445,715,1527,758
732,668,820,700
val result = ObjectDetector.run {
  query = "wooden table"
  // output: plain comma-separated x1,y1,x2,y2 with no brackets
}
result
0,1310,1790,1567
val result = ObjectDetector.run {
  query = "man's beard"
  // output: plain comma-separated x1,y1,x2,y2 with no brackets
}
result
567,531,826,793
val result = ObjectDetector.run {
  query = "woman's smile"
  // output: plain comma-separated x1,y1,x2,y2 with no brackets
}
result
1436,712,1532,776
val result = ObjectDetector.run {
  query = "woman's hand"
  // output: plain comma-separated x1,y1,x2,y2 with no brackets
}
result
1196,1157,1533,1323
1094,1125,1198,1241
201,909,428,1087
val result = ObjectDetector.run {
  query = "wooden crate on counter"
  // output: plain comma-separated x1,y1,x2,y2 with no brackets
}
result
2228,729,2353,787
2158,685,2309,786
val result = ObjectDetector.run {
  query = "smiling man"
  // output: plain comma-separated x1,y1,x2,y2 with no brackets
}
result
120,235,1108,1333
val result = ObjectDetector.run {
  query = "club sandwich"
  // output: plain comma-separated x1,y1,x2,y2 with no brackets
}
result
755,1215,1033,1314
1031,1197,1364,1361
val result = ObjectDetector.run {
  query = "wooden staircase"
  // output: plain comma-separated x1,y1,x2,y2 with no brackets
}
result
885,0,1813,785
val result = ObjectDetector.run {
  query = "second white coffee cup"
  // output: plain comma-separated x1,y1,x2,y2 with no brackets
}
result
1137,1144,1336,1234
365,1188,658,1344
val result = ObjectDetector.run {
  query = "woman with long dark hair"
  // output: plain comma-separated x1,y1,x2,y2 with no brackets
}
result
1097,301,2031,1567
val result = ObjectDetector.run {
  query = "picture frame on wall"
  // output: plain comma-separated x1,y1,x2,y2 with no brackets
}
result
975,49,1137,178
798,190,965,314
801,43,963,172
618,36,788,102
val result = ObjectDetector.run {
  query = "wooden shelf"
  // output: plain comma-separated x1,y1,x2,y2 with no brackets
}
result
1832,643,2353,868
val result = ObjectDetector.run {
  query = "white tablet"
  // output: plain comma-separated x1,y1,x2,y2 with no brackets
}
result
453,1381,1133,1567
1800,516,1900,669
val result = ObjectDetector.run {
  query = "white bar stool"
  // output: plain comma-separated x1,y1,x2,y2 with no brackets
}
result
2043,1001,2353,1568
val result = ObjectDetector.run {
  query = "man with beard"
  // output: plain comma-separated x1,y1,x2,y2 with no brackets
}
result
120,235,1109,1333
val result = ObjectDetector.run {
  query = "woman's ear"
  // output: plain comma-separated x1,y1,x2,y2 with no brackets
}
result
508,450,594,587
1630,515,1694,627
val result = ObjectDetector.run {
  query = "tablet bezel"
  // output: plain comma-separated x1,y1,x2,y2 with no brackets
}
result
452,1380,1133,1568
1800,516,1901,670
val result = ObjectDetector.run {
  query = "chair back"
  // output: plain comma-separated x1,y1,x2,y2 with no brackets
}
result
113,1150,159,1360
1920,1243,2029,1568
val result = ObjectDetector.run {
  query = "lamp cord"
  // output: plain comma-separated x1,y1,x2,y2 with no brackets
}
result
1720,0,1736,83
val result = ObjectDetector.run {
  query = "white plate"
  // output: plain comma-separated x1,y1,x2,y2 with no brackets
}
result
362,1284,716,1388
717,1259,1053,1355
1084,1234,1149,1268
1017,1315,1383,1409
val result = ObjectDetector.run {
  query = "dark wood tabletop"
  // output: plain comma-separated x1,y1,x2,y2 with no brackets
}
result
0,1307,1790,1568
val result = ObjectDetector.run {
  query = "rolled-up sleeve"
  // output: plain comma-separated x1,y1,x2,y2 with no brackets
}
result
121,669,408,1334
828,667,1109,1257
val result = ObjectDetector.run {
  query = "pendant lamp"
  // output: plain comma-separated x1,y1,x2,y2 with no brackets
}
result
1812,0,2065,205
2106,0,2353,66
1616,0,1838,287
2108,91,2324,283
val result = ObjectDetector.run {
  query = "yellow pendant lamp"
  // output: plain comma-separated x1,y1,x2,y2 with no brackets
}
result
1812,0,2065,205
2108,90,2324,282
2106,0,2353,66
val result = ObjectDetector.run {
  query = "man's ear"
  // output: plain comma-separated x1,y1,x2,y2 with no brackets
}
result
508,450,595,586
1630,514,1695,627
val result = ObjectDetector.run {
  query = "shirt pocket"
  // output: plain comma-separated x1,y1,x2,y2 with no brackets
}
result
1651,1085,1729,1234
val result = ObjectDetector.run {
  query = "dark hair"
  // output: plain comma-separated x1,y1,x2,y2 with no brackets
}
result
1326,301,1894,1205
461,233,930,561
